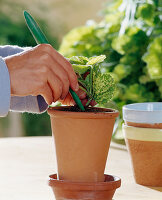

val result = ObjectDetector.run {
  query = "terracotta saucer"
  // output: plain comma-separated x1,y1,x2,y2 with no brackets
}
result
48,173,121,200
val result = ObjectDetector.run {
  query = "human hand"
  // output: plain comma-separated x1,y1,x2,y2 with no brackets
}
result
5,44,79,105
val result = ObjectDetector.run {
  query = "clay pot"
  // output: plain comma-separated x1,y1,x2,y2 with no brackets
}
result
48,106,119,182
49,173,121,200
123,102,162,186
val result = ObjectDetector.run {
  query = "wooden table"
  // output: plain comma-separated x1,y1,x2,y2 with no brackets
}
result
0,137,161,200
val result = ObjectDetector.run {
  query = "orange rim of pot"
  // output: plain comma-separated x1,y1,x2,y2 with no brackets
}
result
48,106,119,119
48,174,121,191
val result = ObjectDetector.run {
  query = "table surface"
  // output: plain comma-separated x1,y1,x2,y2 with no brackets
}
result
0,136,161,200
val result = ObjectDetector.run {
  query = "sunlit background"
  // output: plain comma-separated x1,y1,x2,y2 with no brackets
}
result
0,0,161,139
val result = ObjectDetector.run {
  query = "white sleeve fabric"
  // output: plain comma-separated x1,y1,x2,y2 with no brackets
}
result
10,95,48,113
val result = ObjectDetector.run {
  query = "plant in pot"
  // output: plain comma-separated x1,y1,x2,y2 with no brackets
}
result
48,55,121,200
23,11,121,200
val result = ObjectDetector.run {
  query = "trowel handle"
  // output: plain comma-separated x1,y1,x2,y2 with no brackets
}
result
24,11,48,44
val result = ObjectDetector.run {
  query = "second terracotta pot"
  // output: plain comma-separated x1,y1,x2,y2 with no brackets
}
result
123,103,162,186
123,124,162,186
48,106,119,182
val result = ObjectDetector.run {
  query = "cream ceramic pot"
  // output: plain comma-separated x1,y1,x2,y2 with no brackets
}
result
123,102,162,128
122,102,162,186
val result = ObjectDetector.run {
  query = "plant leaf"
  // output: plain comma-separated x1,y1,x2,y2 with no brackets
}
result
87,55,106,65
93,71,116,104
69,56,89,65
72,64,91,75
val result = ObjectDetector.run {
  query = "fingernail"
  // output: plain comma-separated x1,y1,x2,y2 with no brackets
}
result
70,102,74,106
70,100,76,106
74,84,79,92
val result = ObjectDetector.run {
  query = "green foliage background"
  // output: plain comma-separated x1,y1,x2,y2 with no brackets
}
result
59,0,162,113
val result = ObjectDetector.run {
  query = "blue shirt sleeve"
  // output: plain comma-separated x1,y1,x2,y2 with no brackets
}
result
0,45,48,116
0,57,10,117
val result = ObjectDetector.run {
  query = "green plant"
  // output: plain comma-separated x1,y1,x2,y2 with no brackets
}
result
59,0,162,142
59,0,162,112
69,55,116,106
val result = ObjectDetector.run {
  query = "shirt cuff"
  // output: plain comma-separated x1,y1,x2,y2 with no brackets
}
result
0,57,10,117
10,95,48,114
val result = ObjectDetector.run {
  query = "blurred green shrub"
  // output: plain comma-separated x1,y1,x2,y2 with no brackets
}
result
59,0,161,142
0,13,58,47
59,0,162,113
0,11,59,136
22,112,51,136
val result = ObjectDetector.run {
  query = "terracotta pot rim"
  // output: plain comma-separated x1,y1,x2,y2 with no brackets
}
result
48,106,119,119
48,174,121,191
125,121,162,129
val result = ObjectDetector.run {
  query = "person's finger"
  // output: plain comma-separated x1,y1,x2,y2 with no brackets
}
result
69,95,75,106
47,70,63,102
52,62,70,99
59,92,75,106
40,53,70,99
59,93,70,105
40,44,79,92
55,55,79,92
40,84,53,105
76,89,87,100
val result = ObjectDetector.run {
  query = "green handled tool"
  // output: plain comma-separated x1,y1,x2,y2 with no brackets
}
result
24,11,85,111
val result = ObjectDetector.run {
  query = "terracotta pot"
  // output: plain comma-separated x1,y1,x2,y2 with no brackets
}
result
48,106,119,182
123,102,162,186
49,173,121,200
123,124,162,186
